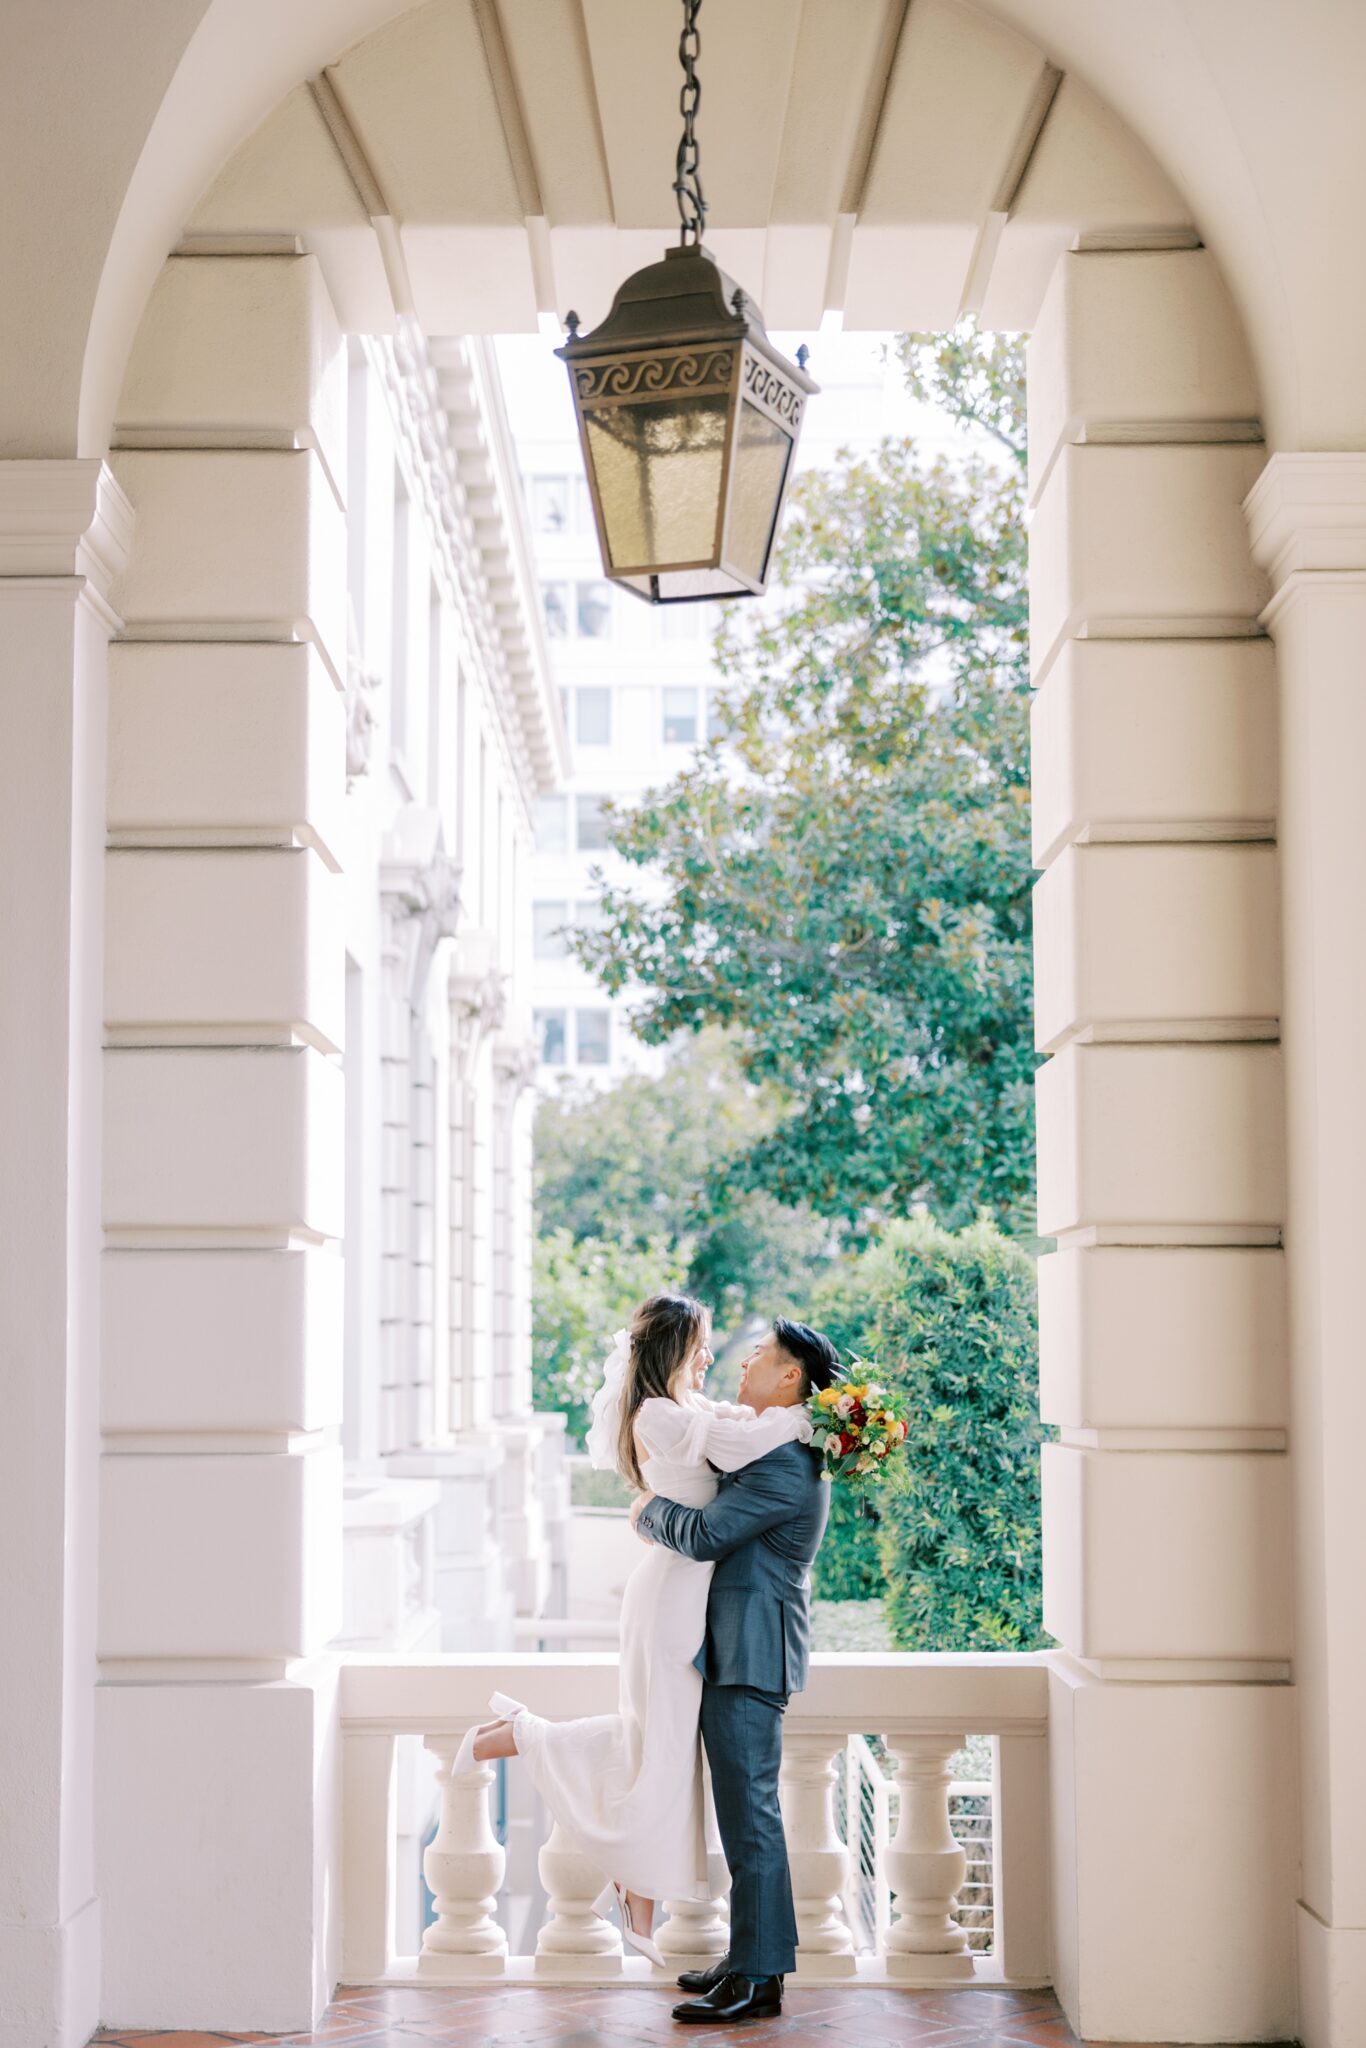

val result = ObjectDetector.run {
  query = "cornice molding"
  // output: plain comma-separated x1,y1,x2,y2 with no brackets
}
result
1244,452,1366,589
0,458,135,606
366,324,564,811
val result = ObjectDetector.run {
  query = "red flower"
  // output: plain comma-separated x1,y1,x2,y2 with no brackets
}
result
850,1404,866,1426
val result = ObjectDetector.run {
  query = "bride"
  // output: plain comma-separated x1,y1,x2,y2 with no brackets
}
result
451,1292,813,1966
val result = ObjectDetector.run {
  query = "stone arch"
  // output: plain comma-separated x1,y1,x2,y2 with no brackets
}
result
13,6,1365,2046
60,0,1344,457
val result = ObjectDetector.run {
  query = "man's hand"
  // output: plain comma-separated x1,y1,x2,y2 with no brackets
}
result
630,1491,656,1542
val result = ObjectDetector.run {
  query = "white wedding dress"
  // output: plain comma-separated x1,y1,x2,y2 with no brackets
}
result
504,1332,813,1902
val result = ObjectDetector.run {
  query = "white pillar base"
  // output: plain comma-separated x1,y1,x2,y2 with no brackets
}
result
885,1950,976,1983
415,1952,508,1981
0,1896,102,2048
1297,1904,1366,2048
793,1949,860,1980
531,1951,625,1980
96,1666,339,2033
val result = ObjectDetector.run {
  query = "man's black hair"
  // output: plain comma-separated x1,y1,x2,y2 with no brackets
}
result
772,1317,840,1399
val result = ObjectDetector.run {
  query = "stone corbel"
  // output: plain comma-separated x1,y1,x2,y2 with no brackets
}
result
492,1038,539,1110
345,599,382,784
449,933,508,1085
380,807,463,1014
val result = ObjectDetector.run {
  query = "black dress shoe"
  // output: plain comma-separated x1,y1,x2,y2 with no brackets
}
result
672,1972,783,2024
676,1955,731,1994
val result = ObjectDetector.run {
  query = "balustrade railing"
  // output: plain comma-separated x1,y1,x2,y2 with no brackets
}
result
340,1651,1050,1988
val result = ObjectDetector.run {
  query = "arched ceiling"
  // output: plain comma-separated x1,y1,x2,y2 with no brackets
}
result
1,0,1362,456
183,0,1194,340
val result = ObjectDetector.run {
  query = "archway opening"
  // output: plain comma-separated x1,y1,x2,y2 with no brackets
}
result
88,2,1292,2039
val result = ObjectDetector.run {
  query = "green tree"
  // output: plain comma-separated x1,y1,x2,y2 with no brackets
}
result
576,322,1036,1236
809,1213,1048,1649
534,1031,835,1331
532,1228,690,1443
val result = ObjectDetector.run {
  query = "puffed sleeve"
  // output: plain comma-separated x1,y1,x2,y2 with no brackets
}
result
691,1396,814,1473
632,1396,713,1468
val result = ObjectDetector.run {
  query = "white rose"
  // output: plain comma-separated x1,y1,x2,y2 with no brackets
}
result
836,1393,856,1417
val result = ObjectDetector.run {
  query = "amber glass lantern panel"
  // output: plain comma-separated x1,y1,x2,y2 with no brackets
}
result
582,391,730,574
725,400,793,586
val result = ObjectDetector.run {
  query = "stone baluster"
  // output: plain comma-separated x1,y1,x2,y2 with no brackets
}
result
779,1730,857,1977
417,1738,508,1978
883,1733,975,1981
654,1844,731,1965
534,1820,623,1977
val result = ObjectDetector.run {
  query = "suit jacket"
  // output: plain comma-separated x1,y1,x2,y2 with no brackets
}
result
636,1436,829,1694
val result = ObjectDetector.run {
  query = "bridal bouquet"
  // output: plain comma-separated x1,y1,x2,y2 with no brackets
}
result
809,1365,908,1484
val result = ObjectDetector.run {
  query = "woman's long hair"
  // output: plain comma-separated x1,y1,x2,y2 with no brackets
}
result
618,1293,711,1490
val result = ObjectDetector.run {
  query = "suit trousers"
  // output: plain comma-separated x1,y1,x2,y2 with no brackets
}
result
699,1680,797,1979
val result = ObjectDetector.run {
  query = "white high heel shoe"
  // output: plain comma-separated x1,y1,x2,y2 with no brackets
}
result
593,1879,666,1969
450,1712,509,1777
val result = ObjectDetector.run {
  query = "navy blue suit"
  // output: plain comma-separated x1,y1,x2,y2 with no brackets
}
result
636,1435,829,1978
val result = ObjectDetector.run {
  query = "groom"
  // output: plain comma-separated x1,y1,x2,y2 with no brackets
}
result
630,1316,839,2026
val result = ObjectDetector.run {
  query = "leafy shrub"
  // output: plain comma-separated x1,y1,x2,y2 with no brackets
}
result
808,1213,1049,1650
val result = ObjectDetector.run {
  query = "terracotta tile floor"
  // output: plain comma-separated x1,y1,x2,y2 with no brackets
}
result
89,1982,1296,2047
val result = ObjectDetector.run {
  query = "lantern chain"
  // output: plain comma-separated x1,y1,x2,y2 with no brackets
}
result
674,0,707,246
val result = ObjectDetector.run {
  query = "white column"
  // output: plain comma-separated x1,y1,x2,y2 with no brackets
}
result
883,1735,973,1981
0,457,132,2048
533,1821,622,1977
96,252,348,2032
417,1742,507,1978
1029,246,1298,2047
778,1731,857,1978
1246,453,1366,2048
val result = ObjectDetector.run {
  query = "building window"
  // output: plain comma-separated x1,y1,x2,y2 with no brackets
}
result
572,474,594,533
662,686,699,745
577,581,613,639
705,689,728,743
535,1008,567,1065
576,1009,611,1066
533,901,570,960
575,687,612,747
542,582,569,638
576,795,611,852
532,476,569,534
534,795,568,854
573,896,607,936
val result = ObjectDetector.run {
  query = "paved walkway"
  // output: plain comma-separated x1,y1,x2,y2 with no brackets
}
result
91,1980,1292,2047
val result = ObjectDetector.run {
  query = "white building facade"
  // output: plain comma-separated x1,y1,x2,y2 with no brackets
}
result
4,5,1366,2047
334,325,571,1652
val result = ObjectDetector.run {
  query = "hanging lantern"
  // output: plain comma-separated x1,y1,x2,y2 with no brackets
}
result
555,0,816,605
